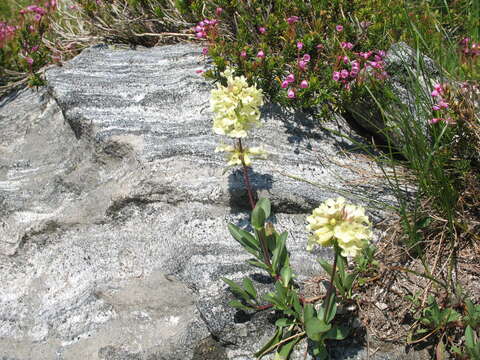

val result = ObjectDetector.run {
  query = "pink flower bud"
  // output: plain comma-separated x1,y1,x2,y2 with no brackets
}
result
297,41,303,50
257,50,265,58
202,47,208,55
341,42,353,50
195,69,204,74
302,54,311,62
298,60,307,70
340,69,349,79
432,105,440,111
258,27,266,34
336,25,343,32
25,57,34,65
431,89,440,97
287,16,299,25
429,118,440,124
286,73,295,83
215,7,223,16
300,80,308,88
281,80,289,89
287,89,295,98
240,50,247,58
332,71,340,81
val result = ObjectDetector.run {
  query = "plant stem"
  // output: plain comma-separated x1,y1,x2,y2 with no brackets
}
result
323,247,338,323
238,138,256,210
237,139,272,268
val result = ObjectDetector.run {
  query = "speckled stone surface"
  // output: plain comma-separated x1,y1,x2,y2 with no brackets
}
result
0,44,419,360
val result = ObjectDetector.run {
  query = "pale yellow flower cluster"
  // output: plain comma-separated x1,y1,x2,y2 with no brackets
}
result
211,67,264,138
306,197,372,258
215,144,267,166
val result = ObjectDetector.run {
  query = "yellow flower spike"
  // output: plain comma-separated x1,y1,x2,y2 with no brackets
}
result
215,144,267,167
211,66,264,138
306,197,372,258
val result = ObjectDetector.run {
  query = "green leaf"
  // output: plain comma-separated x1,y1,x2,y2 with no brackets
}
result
312,343,329,359
275,336,301,359
465,325,475,349
305,317,331,342
318,258,333,276
228,223,260,257
243,277,257,299
255,327,282,358
280,266,292,287
272,232,288,273
303,303,315,323
228,300,255,312
321,292,337,324
325,325,350,340
256,198,271,219
222,277,251,302
251,204,266,230
275,318,294,327
247,259,271,272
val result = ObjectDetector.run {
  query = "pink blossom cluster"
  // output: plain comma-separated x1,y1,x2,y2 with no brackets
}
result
195,19,219,39
460,38,479,58
430,84,452,124
280,72,309,99
332,49,387,89
20,1,57,22
0,22,17,48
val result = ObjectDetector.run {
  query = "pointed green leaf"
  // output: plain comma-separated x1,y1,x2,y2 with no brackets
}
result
280,266,292,287
318,258,333,276
247,259,271,272
227,223,260,257
305,317,331,342
275,318,294,327
276,336,301,359
251,205,266,230
325,325,350,340
222,277,251,302
255,327,282,358
465,326,475,349
228,300,255,311
303,303,315,323
256,198,271,219
243,278,257,299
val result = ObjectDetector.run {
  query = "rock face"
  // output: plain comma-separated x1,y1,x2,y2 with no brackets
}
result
0,44,414,360
344,42,440,148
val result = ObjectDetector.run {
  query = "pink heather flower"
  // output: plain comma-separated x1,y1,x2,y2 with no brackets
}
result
215,7,223,16
433,84,443,92
20,9,26,14
34,14,42,22
359,51,372,59
336,25,343,32
199,21,205,27
297,41,304,50
196,32,206,39
25,57,34,65
257,50,265,58
342,56,349,64
340,69,349,79
439,100,449,109
431,89,440,97
300,80,308,88
316,44,324,50
258,27,266,34
281,80,289,89
374,55,382,62
202,47,208,55
298,60,307,70
29,25,35,32
27,5,38,11
31,45,39,52
195,69,204,74
69,4,77,9
240,50,247,58
302,54,311,62
332,71,340,81
286,73,295,83
341,42,353,50
287,16,299,25
432,105,440,111
429,118,440,124
287,89,295,98
378,50,386,57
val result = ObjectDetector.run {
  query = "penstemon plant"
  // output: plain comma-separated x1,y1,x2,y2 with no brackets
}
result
212,67,374,359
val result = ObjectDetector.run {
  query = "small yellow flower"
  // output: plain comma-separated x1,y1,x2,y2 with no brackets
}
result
306,197,372,258
211,67,264,138
215,144,267,166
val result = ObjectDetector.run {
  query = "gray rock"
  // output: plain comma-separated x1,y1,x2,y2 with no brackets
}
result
0,43,408,360
344,42,441,148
